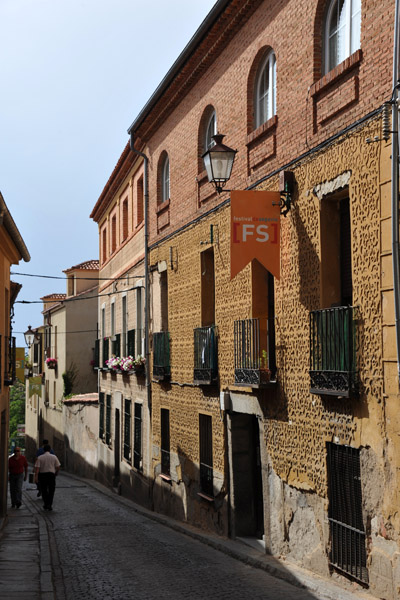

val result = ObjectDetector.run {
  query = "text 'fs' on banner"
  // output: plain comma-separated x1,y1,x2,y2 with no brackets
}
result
230,190,281,280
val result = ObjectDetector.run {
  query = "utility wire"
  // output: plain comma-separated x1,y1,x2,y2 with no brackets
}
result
15,286,141,305
11,271,144,281
14,330,97,335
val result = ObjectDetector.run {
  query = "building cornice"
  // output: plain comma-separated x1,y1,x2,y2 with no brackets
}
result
128,0,263,143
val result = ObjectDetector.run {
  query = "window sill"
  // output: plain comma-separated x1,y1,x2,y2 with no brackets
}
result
156,199,170,214
310,49,362,97
246,115,278,146
197,492,214,502
159,473,172,483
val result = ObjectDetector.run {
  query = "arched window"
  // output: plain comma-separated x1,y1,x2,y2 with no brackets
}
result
255,50,276,129
324,0,361,74
204,110,217,152
161,155,170,203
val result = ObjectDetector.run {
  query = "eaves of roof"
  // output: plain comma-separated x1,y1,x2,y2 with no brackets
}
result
0,192,30,262
63,260,99,273
90,142,139,223
127,0,262,144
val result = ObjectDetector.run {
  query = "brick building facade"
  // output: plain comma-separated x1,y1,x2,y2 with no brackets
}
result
90,146,152,507
93,0,400,596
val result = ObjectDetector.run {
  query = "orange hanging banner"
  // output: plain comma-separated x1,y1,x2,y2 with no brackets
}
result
230,190,281,280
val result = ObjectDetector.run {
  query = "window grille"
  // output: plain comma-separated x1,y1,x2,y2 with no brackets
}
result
133,403,142,470
309,306,357,396
199,414,213,497
123,399,131,462
161,408,170,476
327,442,368,583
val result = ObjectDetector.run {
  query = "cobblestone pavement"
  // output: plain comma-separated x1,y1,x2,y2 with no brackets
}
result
23,475,324,600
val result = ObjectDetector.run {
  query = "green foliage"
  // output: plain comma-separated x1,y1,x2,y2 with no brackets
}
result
62,362,78,397
9,381,26,450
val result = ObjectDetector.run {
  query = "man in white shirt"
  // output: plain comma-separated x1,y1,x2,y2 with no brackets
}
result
34,444,61,511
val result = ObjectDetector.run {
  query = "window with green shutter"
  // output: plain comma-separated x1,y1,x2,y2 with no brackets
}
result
134,403,142,470
99,392,104,440
123,399,131,462
105,395,111,445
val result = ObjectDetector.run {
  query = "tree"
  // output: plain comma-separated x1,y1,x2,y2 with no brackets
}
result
9,381,26,450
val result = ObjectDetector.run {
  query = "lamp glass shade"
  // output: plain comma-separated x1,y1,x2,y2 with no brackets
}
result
24,326,35,348
202,134,237,189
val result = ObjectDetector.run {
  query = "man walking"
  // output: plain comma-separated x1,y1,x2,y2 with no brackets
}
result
34,444,61,511
8,447,28,508
35,439,54,497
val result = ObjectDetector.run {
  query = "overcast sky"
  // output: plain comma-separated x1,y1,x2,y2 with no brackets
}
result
0,0,216,348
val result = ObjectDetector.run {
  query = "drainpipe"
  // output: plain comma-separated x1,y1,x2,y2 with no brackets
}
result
392,0,400,386
129,134,151,412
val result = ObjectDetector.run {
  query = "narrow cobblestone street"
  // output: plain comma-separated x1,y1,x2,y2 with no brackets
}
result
22,474,316,600
2,470,365,600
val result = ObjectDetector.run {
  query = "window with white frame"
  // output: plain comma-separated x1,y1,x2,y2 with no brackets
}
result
204,110,217,152
324,0,361,74
161,155,170,203
255,50,276,128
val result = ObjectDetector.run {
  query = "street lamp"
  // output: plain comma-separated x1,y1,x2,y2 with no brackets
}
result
24,325,35,349
202,133,237,194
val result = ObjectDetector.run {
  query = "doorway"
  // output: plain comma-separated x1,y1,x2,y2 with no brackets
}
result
231,413,264,538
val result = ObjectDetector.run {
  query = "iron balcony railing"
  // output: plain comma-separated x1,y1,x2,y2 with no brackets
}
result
153,332,171,381
309,306,357,397
193,326,218,385
234,318,275,386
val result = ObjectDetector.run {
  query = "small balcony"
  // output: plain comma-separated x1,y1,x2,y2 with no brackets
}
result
309,306,358,397
193,326,218,385
153,332,171,381
234,318,275,387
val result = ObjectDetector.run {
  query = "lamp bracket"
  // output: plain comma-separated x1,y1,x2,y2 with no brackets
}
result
272,192,291,217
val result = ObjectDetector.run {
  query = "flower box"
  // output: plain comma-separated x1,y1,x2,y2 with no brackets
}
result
46,358,57,370
105,355,146,375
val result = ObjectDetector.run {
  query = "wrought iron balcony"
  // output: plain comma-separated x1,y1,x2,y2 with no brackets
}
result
193,326,218,385
309,306,357,397
234,318,275,387
153,332,171,381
